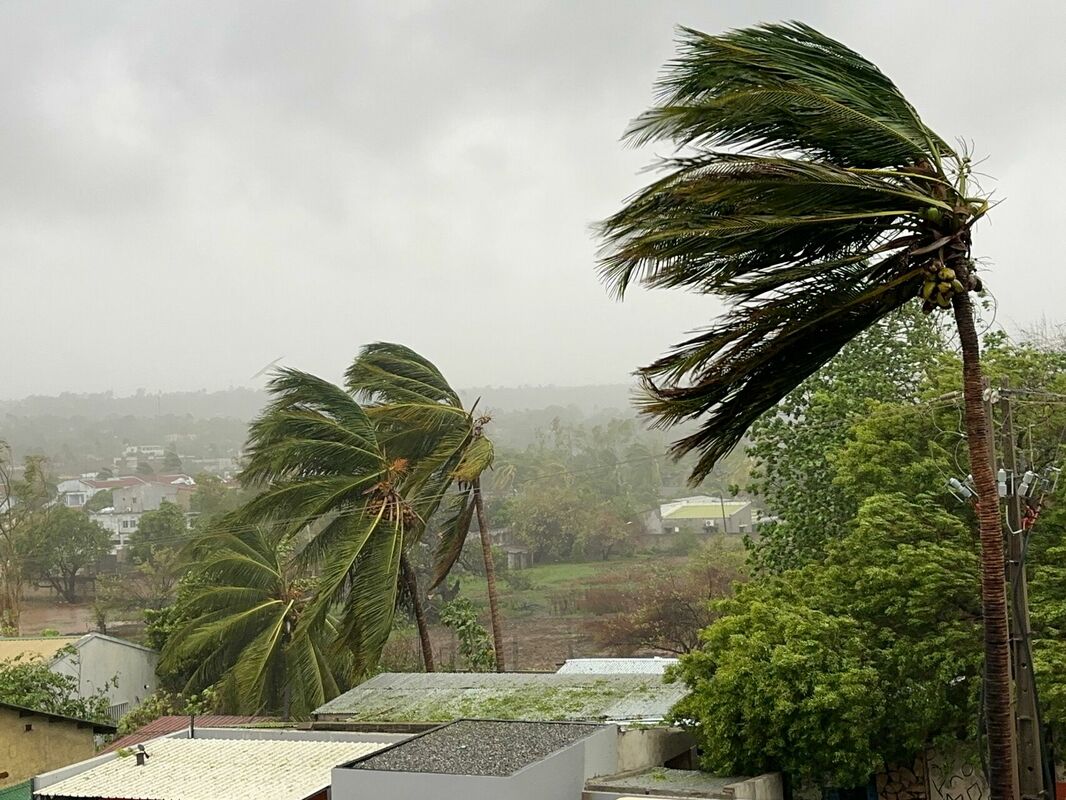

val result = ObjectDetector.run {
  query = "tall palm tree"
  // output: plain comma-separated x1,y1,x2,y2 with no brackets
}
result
345,343,506,672
598,22,1010,799
161,523,349,718
237,369,425,678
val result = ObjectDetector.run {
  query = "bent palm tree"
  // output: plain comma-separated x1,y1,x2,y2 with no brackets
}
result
345,343,506,671
599,22,1010,799
161,523,349,717
237,369,422,678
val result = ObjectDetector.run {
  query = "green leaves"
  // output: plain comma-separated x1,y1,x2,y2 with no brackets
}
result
629,23,950,167
160,523,350,717
671,493,981,786
598,21,984,483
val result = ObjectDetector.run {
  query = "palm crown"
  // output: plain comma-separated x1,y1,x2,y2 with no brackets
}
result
598,21,989,481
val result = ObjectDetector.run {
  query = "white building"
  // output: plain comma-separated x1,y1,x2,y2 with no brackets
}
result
0,633,158,721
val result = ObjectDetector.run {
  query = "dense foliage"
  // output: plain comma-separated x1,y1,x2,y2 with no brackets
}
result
672,494,980,786
0,651,112,722
674,331,1066,784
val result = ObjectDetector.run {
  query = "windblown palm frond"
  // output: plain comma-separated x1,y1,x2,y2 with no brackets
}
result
344,342,506,669
237,368,411,678
344,343,494,574
160,524,349,717
598,21,989,481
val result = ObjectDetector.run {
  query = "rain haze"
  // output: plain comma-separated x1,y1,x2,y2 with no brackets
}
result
1,0,1063,399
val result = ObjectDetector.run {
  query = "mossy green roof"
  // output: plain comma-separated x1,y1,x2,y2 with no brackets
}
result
662,502,748,520
313,672,686,725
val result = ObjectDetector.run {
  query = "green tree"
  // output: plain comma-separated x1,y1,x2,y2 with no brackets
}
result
671,494,980,786
345,343,505,671
24,507,110,603
130,501,186,563
438,598,495,672
160,523,349,718
0,448,54,632
237,368,432,678
0,651,111,722
163,449,183,472
85,489,113,512
189,472,240,520
747,308,944,571
598,23,1010,793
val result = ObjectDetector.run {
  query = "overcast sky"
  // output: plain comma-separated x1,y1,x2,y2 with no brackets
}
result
1,1,1063,399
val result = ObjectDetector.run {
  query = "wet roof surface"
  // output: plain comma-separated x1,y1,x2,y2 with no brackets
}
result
314,671,686,724
349,719,603,776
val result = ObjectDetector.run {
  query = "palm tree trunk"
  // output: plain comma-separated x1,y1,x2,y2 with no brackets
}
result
953,288,1014,800
473,478,506,672
400,552,435,672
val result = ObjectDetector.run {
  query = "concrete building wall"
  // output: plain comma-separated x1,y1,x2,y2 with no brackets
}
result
51,636,157,716
113,484,177,513
0,707,95,789
616,727,694,772
332,726,616,800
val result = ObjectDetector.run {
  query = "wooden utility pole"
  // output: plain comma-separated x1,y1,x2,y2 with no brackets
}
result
998,386,1047,800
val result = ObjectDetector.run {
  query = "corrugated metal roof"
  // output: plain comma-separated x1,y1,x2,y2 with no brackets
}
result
313,672,686,725
102,715,276,753
556,657,678,675
37,737,385,800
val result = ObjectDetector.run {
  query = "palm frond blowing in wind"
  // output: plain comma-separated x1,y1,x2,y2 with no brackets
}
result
598,21,1010,799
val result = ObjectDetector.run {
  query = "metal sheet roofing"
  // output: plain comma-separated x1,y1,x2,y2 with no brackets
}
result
102,715,276,753
37,737,386,800
313,672,687,725
556,657,678,675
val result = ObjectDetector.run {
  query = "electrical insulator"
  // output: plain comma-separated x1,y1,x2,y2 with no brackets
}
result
997,468,1008,498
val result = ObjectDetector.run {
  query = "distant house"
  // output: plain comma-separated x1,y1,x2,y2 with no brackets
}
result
110,474,195,514
658,495,754,535
55,477,145,510
84,474,196,553
0,634,158,721
0,701,115,794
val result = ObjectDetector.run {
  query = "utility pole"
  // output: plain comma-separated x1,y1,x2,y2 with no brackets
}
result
998,385,1047,800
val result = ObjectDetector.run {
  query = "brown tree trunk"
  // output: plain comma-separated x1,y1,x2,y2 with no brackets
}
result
473,478,506,672
400,552,435,672
953,288,1015,800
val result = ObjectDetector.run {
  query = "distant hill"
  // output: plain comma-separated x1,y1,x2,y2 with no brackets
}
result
460,384,635,414
0,384,647,472
0,388,268,421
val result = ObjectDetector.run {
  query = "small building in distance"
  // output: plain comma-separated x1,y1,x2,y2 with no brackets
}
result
0,701,115,795
658,495,754,535
0,634,157,722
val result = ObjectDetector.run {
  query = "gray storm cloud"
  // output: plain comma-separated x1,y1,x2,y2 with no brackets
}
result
1,0,1062,397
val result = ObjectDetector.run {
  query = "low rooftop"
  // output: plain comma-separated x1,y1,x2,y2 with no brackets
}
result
348,719,603,777
36,737,386,800
586,767,751,799
313,671,686,725
102,715,277,753
557,657,678,675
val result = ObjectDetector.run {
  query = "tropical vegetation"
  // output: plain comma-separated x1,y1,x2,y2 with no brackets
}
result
598,21,1012,797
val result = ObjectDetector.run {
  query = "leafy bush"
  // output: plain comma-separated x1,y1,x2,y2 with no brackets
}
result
439,598,495,672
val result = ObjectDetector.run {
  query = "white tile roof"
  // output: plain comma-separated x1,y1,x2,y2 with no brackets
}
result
556,657,679,675
37,737,385,800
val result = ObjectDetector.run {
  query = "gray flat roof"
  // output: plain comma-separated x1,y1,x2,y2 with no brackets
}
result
313,672,686,724
586,767,747,798
347,719,603,777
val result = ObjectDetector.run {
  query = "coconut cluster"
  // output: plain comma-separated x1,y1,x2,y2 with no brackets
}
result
920,260,982,314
